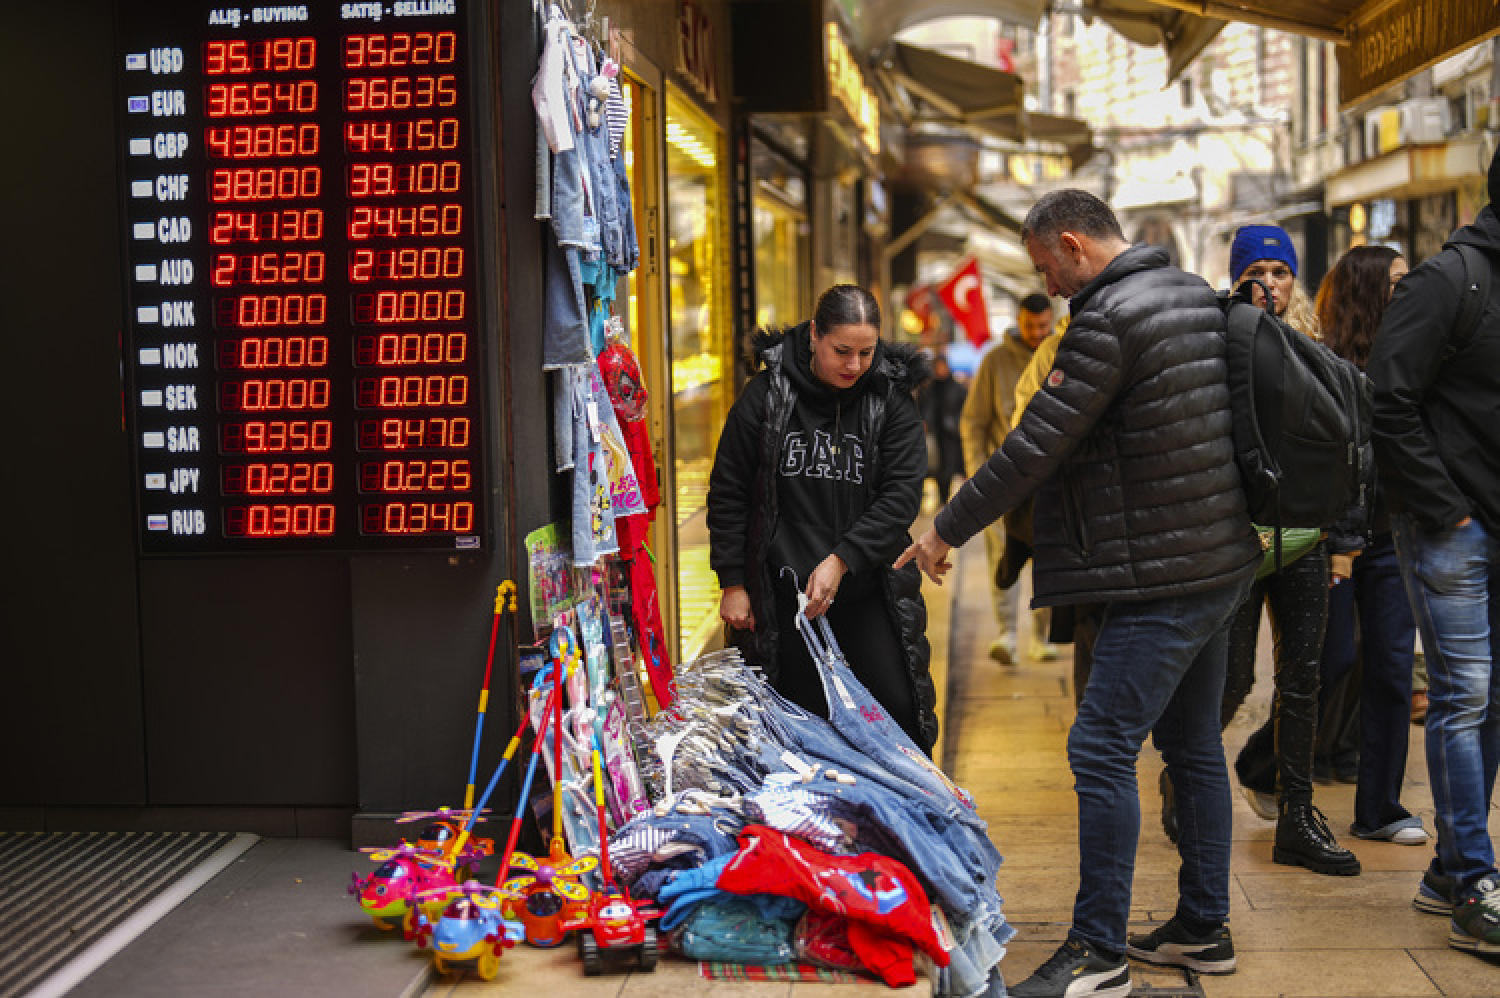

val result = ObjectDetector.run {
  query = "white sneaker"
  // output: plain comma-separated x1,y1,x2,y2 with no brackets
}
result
1030,641,1059,661
989,635,1016,665
1350,816,1429,845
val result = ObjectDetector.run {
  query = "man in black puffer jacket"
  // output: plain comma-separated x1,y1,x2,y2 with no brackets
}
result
900,191,1260,998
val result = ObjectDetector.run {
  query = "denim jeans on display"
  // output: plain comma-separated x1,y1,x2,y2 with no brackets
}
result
542,236,592,369
754,648,1011,996
1391,514,1500,889
1068,576,1251,953
1319,533,1419,832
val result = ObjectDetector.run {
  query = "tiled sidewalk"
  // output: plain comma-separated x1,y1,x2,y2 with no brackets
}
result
425,525,1500,997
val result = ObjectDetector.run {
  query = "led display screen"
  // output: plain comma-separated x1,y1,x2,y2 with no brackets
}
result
117,0,487,553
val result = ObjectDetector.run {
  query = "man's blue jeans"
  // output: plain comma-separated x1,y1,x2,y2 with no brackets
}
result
1391,514,1500,890
1067,576,1250,953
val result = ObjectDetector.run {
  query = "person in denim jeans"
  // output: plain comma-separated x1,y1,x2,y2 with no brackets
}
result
901,190,1259,997
1368,148,1500,957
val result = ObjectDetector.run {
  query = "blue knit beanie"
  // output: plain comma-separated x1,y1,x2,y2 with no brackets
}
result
1229,225,1297,283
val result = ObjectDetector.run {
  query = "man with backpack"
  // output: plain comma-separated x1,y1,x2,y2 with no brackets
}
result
898,190,1261,997
1367,146,1500,957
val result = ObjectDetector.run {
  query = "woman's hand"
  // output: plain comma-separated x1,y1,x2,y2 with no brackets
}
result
803,554,848,618
895,527,953,585
720,585,755,630
1330,551,1356,586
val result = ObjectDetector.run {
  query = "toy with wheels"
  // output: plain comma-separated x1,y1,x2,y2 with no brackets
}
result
499,838,596,947
348,844,460,932
565,888,660,975
397,807,495,878
559,743,662,974
413,882,524,981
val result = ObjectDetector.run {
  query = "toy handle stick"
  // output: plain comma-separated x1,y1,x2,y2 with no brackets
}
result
463,583,516,811
495,668,563,884
591,744,613,884
552,650,566,847
449,711,530,862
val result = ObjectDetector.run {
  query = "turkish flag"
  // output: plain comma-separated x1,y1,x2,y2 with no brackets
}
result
936,257,991,348
905,284,936,331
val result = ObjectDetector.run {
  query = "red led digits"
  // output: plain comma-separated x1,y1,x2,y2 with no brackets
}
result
354,332,467,366
351,290,465,324
205,81,318,116
361,502,474,535
210,167,322,202
223,462,335,495
347,204,462,239
216,293,328,328
221,378,332,411
357,417,471,450
345,75,458,111
350,247,464,282
343,32,457,69
358,459,473,493
348,161,461,197
206,123,320,159
221,420,334,454
355,374,469,408
219,336,330,369
204,37,317,75
210,209,324,244
345,118,459,154
212,251,326,287
225,504,337,537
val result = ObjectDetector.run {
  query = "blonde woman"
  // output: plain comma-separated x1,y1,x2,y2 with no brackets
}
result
1218,225,1361,876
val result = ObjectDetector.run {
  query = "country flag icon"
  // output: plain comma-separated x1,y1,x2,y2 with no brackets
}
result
126,53,148,71
145,474,167,490
128,96,149,113
147,514,170,531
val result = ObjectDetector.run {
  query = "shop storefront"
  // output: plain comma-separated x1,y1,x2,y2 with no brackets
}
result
605,1,736,666
1326,136,1491,263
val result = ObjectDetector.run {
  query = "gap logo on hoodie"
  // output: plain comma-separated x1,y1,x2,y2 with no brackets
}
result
781,430,865,483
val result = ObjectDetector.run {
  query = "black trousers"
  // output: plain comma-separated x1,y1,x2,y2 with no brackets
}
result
1224,543,1330,803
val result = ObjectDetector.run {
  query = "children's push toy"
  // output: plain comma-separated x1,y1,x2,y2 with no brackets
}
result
349,844,462,932
411,882,524,981
500,839,595,947
398,807,495,879
561,745,662,975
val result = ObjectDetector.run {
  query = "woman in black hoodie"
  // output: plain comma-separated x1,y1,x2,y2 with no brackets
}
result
706,285,938,750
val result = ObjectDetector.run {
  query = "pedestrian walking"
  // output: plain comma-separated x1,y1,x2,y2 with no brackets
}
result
960,292,1057,664
1315,244,1428,847
1368,145,1500,957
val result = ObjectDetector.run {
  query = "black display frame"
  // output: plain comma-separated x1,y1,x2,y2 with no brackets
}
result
115,0,492,555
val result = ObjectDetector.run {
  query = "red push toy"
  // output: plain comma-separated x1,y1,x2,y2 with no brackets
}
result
561,744,661,975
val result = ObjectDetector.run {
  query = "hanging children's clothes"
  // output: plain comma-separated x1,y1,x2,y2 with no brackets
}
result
567,365,617,565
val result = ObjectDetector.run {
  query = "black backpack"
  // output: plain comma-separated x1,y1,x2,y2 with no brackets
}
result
1221,281,1372,533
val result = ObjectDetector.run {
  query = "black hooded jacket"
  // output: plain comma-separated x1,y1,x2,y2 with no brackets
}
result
934,244,1261,605
706,322,938,747
1369,204,1500,536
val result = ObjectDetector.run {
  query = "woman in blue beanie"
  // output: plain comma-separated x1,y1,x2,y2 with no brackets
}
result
1217,225,1361,875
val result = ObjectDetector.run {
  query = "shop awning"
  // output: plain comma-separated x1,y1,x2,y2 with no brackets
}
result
879,41,1094,157
839,0,1048,52
1082,0,1500,106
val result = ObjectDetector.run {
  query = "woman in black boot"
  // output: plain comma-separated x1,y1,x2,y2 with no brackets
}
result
1215,225,1361,876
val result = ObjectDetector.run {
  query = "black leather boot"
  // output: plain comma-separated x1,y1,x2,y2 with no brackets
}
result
1274,800,1362,875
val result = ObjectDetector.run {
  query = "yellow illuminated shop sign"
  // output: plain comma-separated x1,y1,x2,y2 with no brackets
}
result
826,22,879,155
